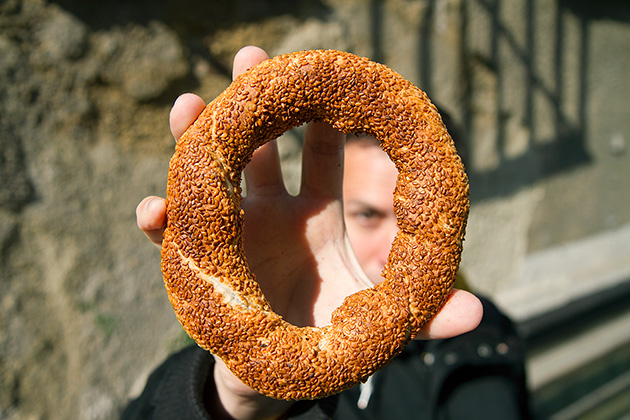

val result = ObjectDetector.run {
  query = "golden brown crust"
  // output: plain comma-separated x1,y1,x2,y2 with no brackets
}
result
161,50,469,400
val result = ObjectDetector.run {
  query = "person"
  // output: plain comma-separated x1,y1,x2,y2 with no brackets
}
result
334,133,531,419
125,46,529,419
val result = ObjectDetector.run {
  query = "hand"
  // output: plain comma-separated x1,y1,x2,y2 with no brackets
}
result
136,46,482,420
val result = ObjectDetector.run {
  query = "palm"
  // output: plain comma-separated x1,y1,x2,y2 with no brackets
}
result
241,134,371,328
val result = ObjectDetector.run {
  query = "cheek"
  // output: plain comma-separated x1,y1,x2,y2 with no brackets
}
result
346,227,371,264
384,221,399,248
346,226,384,269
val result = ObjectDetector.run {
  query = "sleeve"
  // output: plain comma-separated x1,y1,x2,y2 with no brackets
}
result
120,345,338,420
120,345,213,420
428,297,532,419
334,297,532,420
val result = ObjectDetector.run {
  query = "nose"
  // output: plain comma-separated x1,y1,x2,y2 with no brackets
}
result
378,220,399,266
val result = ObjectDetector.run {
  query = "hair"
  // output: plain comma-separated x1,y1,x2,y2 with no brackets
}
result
346,132,380,147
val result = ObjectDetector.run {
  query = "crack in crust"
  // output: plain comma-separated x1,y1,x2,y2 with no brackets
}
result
177,248,250,310
161,50,469,400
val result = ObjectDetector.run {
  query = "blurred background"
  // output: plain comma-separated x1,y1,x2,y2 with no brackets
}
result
1,0,628,419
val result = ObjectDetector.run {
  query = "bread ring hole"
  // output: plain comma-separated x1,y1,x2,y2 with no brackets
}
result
239,125,305,197
239,125,404,328
240,126,383,328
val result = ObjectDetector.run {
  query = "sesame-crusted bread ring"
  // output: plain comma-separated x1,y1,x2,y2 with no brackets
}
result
162,50,469,400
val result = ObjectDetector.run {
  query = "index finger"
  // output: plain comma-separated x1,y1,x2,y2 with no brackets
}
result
232,45,269,79
169,93,206,140
169,46,270,142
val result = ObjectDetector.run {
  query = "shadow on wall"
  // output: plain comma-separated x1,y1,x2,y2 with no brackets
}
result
53,0,628,205
459,0,592,203
51,0,333,94
415,0,624,203
53,0,332,31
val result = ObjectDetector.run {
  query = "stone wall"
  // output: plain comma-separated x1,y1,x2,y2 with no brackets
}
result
1,0,628,418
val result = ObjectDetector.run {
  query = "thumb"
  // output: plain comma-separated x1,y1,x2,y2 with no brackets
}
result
232,46,270,80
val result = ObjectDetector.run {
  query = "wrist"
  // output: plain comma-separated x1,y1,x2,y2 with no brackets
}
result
207,357,292,420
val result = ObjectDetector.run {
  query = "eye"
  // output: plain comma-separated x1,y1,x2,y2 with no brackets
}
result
352,207,384,228
358,208,377,220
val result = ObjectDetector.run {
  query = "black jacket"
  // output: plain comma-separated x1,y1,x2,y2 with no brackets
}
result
121,298,530,420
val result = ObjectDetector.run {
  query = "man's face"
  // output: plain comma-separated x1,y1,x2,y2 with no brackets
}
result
343,140,399,285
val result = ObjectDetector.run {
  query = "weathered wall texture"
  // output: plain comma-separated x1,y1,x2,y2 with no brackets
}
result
1,0,628,418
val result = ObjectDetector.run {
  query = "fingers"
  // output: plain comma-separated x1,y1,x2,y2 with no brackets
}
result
233,47,345,200
169,93,206,140
168,46,269,142
136,196,167,249
300,122,346,198
161,48,275,237
232,45,270,79
414,289,483,340
244,140,286,196
233,46,281,196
